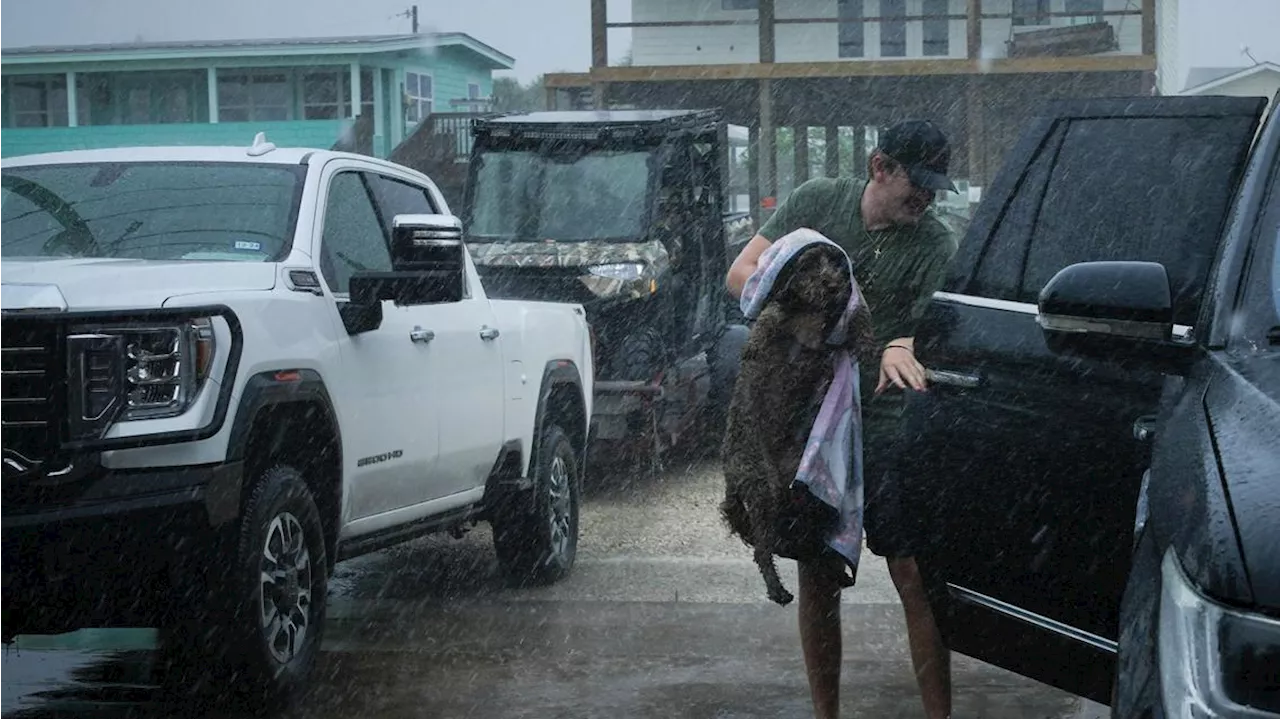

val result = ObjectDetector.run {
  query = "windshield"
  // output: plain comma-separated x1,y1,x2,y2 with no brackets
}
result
467,149,652,242
1,162,304,262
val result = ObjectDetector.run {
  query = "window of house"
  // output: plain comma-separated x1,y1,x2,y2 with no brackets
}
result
405,71,433,124
468,83,482,100
1012,0,1050,26
217,71,290,122
302,70,344,120
837,0,865,59
5,75,69,128
880,0,907,57
722,0,757,10
1065,0,1105,25
923,0,951,56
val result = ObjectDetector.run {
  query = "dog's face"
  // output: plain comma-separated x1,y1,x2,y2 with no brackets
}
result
770,247,852,347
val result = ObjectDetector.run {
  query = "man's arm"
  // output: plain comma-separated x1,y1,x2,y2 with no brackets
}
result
726,233,773,299
875,230,958,394
726,179,825,299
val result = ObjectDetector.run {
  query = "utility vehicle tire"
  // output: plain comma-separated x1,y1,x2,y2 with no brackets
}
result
493,424,581,586
159,465,328,705
606,327,666,382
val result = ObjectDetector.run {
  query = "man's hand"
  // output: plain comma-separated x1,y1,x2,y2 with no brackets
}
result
876,337,927,394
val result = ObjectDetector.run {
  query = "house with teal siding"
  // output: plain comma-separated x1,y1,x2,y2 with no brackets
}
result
0,33,514,160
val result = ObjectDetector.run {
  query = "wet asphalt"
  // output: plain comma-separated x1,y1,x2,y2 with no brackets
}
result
2,456,1107,718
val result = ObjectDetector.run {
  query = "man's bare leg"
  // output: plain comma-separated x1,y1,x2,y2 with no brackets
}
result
887,556,952,719
798,562,843,719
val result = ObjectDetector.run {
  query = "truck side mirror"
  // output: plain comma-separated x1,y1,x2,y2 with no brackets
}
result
341,214,467,335
1037,260,1173,341
1036,260,1191,368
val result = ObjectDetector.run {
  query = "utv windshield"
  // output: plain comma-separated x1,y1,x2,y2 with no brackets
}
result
1,161,304,262
467,149,652,242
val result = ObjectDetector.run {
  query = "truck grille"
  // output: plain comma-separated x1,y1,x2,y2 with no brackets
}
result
1,318,62,465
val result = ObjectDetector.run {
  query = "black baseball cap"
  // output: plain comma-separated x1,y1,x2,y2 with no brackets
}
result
877,119,958,193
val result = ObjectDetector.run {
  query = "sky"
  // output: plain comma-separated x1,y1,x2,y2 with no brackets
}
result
1,0,1277,85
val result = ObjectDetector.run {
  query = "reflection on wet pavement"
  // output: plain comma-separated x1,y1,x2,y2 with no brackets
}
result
2,460,1096,718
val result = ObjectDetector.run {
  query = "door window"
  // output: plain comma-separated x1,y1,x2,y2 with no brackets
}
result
1019,117,1252,324
319,171,391,295
962,112,1260,326
968,122,1067,301
367,173,438,230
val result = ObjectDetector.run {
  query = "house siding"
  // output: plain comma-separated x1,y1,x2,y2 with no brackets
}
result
0,119,353,158
630,0,1144,65
1,37,509,159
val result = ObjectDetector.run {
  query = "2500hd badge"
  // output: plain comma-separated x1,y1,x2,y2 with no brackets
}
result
357,449,405,468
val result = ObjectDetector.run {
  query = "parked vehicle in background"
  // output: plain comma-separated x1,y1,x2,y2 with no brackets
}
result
1,135,594,704
461,109,755,470
906,92,1280,718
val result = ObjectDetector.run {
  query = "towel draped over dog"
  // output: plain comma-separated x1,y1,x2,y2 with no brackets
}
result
739,228,865,577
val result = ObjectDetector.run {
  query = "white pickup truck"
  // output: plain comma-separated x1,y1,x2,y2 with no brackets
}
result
0,134,594,702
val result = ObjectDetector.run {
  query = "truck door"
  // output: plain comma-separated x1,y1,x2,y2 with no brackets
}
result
904,95,1268,703
317,167,442,520
364,171,505,498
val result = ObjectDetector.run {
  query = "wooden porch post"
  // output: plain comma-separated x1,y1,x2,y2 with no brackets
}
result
967,0,982,60
966,79,986,192
1141,0,1157,93
825,125,840,177
759,0,776,64
748,125,762,226
793,126,809,186
758,79,776,214
591,0,608,69
1141,0,1156,58
851,125,867,176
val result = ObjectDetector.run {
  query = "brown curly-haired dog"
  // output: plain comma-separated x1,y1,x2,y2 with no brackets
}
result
720,243,876,606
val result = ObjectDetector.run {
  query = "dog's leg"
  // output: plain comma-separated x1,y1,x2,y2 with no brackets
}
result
754,545,794,606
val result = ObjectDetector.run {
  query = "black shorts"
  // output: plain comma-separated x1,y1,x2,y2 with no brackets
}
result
861,393,927,559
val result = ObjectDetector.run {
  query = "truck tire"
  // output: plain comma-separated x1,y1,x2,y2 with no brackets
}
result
231,465,328,700
493,424,581,586
159,464,328,705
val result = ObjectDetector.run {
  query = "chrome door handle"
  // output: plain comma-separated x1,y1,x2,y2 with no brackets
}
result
409,326,435,343
925,369,981,388
479,326,500,341
1133,415,1157,442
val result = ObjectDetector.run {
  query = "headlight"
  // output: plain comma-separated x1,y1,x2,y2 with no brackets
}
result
67,317,216,439
580,263,653,299
1158,549,1280,718
587,263,646,281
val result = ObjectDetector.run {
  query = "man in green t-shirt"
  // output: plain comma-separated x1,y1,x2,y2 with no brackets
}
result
726,119,960,719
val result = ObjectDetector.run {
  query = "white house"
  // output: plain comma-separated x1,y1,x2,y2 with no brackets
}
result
629,0,1146,66
1177,63,1280,117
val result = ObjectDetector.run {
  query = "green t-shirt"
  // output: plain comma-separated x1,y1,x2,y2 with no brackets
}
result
757,176,959,422
758,176,957,345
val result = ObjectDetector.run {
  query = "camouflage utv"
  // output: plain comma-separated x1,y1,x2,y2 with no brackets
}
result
461,109,755,469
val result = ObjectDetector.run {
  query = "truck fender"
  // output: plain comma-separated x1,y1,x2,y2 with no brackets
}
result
531,360,589,474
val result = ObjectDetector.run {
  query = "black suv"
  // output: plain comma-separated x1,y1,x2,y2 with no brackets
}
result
906,93,1280,717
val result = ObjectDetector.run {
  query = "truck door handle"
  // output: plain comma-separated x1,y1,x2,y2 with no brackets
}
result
409,326,435,343
1133,415,1157,442
925,368,982,388
479,326,500,341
